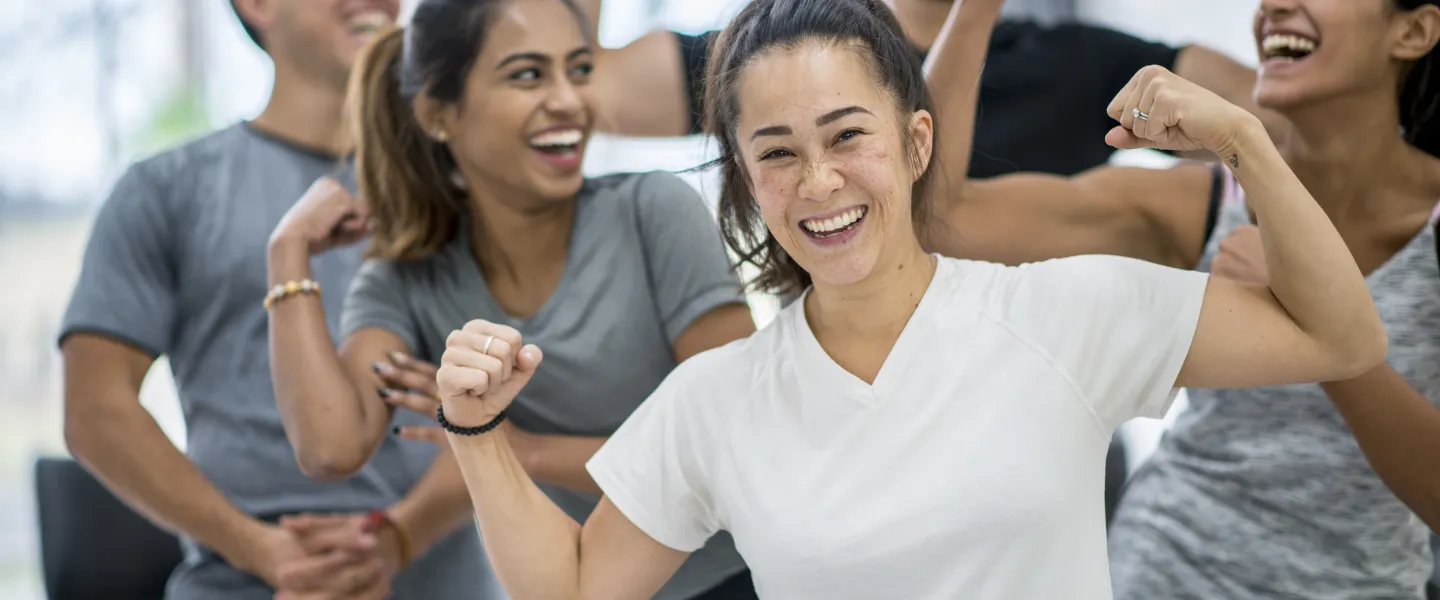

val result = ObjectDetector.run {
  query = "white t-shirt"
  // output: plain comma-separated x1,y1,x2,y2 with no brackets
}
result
587,255,1208,599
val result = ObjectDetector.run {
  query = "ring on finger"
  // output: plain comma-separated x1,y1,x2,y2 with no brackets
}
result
1132,108,1149,121
482,335,495,355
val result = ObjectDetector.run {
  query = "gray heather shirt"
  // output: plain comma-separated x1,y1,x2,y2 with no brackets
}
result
341,171,751,599
59,123,486,599
1108,171,1440,599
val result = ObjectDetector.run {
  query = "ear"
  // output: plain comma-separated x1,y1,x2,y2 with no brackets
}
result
233,0,280,33
1393,3,1440,62
412,94,459,142
907,109,935,182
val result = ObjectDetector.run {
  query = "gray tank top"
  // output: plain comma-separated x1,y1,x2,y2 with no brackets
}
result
1107,168,1440,599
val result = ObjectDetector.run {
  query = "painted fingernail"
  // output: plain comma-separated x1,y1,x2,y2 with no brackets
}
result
388,351,407,363
377,388,393,399
372,362,393,374
392,426,401,435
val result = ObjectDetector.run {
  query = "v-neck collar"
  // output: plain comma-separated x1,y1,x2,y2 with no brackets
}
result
446,191,591,329
788,256,950,406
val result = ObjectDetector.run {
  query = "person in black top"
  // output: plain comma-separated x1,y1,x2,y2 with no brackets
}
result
583,0,1261,178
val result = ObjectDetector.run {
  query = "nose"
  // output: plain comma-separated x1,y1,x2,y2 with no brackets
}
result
797,157,843,204
544,76,585,118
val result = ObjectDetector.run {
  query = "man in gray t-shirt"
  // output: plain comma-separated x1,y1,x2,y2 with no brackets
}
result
56,3,486,598
343,171,755,599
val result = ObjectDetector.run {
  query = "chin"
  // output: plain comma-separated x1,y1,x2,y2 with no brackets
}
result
797,251,883,289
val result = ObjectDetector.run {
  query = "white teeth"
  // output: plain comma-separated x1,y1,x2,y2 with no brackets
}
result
530,129,583,148
348,11,392,34
802,207,865,234
1261,34,1317,59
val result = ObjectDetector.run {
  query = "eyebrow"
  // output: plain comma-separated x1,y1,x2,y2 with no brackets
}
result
750,106,873,140
496,47,593,69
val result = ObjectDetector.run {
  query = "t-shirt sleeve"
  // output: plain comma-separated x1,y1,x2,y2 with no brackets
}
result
340,259,421,354
1003,254,1208,431
59,165,179,356
586,354,728,552
632,171,746,344
674,31,718,135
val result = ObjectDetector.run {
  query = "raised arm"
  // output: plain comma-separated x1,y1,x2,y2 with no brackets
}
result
265,178,409,479
919,0,1005,215
438,322,688,600
578,0,702,137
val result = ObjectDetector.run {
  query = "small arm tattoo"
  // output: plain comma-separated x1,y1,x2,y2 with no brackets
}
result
1228,153,1240,169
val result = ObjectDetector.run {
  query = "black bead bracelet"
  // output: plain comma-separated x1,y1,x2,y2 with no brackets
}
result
436,405,508,436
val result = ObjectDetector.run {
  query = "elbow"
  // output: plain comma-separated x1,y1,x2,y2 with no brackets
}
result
62,410,100,463
1327,320,1389,381
293,442,371,482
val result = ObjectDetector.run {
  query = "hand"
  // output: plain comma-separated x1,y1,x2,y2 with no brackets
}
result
436,320,543,427
270,176,370,256
1211,224,1269,285
373,352,443,420
1105,65,1260,158
235,521,376,594
271,514,394,600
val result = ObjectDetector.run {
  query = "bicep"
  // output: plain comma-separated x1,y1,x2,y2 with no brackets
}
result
338,326,417,418
593,31,691,137
672,303,755,363
578,497,691,600
1177,277,1361,389
60,333,156,415
932,163,1214,268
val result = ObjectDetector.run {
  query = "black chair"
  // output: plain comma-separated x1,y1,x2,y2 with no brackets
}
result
34,457,183,600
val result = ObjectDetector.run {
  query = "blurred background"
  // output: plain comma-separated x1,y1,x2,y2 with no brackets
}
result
0,0,1259,597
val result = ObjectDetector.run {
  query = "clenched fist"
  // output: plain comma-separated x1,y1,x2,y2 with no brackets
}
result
269,176,371,256
436,320,544,427
1105,65,1262,162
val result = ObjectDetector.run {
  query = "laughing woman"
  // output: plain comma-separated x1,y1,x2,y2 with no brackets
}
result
262,0,758,598
427,0,1386,598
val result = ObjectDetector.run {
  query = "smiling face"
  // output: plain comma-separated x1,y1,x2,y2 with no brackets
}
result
734,40,933,289
426,0,596,207
1252,0,1438,112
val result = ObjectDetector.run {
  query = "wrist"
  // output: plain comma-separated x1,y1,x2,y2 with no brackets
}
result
217,516,273,575
266,238,313,286
1215,114,1269,166
377,505,418,569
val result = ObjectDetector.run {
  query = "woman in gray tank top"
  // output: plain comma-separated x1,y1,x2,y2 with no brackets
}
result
915,0,1440,598
258,1,760,598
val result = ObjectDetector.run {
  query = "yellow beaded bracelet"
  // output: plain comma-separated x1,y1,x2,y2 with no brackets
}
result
263,279,322,310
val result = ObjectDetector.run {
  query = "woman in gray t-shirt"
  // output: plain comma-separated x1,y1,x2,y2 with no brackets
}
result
261,1,758,599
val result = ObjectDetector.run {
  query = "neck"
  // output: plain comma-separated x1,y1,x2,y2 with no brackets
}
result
250,62,350,155
467,186,574,284
806,243,937,342
1278,89,1436,221
889,0,952,50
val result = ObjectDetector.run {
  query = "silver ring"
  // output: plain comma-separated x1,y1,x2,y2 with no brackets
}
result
1132,108,1149,121
482,335,495,355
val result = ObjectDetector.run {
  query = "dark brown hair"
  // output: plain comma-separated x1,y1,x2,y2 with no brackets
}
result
1397,0,1440,158
348,0,589,260
704,0,941,296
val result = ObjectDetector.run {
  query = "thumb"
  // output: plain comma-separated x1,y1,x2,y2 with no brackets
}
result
395,425,447,446
1104,126,1153,150
515,345,543,375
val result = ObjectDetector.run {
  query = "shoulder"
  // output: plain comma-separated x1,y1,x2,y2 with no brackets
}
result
584,170,701,204
953,254,1199,316
130,124,248,185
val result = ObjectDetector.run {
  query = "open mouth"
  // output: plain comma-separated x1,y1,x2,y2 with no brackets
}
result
800,206,868,239
1260,33,1318,63
528,128,584,157
346,10,393,37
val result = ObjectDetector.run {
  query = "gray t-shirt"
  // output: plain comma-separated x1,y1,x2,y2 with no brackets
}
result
1108,171,1440,599
341,171,751,599
59,123,486,599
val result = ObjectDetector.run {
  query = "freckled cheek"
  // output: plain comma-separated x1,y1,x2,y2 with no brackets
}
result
752,168,799,229
835,146,903,219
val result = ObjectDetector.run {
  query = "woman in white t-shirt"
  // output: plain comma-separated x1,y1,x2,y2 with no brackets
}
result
427,0,1387,598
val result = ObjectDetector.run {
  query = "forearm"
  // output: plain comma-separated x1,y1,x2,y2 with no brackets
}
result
1322,365,1440,531
920,0,1004,227
65,401,264,570
450,430,584,599
387,453,475,558
1228,124,1386,364
267,241,387,479
517,433,608,495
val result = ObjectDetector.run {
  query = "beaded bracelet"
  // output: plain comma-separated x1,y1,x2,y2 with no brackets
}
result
263,279,321,310
436,405,508,436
